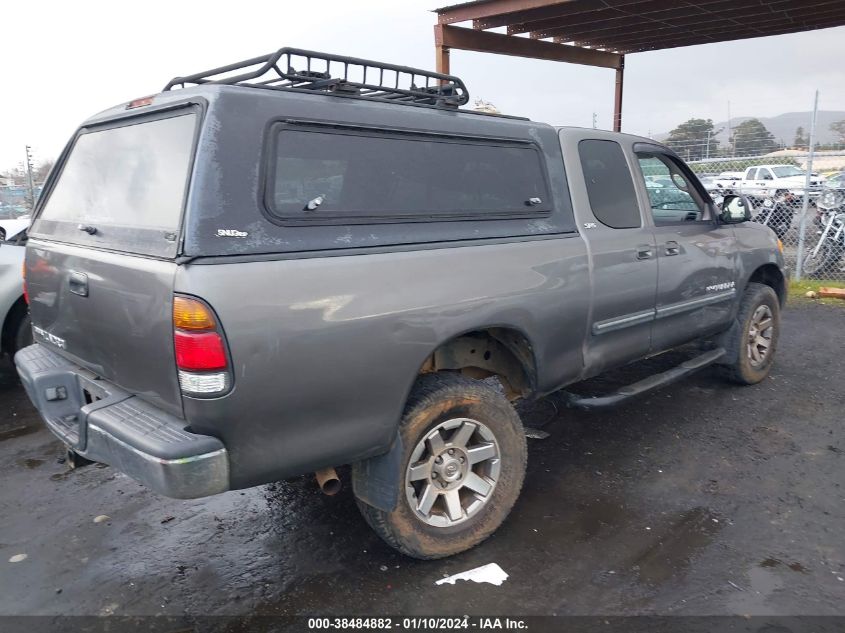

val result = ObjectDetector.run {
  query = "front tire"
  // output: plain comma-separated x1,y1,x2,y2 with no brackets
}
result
718,282,780,385
353,373,527,559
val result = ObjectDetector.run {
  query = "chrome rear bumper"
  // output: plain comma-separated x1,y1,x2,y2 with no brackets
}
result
15,343,229,499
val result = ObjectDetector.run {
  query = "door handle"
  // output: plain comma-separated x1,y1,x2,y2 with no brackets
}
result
68,271,89,297
636,246,654,260
665,241,680,256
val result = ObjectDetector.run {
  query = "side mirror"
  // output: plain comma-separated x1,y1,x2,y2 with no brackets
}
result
719,194,752,224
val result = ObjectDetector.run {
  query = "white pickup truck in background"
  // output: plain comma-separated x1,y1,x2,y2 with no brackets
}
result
712,164,825,202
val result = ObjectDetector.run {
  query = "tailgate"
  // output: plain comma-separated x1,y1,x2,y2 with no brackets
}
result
26,241,182,416
23,107,199,417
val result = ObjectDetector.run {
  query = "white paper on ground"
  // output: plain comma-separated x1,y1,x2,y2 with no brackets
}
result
435,563,508,587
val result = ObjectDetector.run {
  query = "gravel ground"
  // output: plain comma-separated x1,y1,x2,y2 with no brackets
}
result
0,301,843,617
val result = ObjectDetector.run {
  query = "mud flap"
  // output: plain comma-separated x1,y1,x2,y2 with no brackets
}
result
352,434,404,512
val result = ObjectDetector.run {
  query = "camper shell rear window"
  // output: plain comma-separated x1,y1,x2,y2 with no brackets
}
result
31,107,199,258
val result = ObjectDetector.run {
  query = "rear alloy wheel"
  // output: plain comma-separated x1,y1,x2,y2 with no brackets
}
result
405,417,501,528
354,373,526,559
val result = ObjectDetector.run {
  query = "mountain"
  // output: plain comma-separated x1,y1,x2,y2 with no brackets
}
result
658,111,845,146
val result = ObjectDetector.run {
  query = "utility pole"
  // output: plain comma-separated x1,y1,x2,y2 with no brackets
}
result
795,90,819,281
24,146,37,211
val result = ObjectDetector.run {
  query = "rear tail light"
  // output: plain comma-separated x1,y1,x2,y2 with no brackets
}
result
173,296,231,396
174,331,227,370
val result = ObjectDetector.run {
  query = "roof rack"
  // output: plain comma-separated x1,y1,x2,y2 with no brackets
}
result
164,47,470,109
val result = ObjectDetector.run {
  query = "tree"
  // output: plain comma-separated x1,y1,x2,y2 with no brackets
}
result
730,119,778,156
831,119,845,144
33,159,55,184
665,118,719,161
793,126,807,148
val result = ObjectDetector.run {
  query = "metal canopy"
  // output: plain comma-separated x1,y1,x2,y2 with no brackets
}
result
433,0,845,130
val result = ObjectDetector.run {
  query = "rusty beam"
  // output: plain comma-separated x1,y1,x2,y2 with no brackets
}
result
435,43,451,76
434,24,622,69
613,56,624,133
436,0,571,25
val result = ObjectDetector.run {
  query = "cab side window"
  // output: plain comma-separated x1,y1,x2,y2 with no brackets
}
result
636,153,708,224
758,168,774,181
578,139,641,229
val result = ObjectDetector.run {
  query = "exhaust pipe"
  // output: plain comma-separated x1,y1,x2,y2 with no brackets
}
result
315,467,341,496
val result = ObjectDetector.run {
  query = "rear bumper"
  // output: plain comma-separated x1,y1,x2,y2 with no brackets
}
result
14,343,229,498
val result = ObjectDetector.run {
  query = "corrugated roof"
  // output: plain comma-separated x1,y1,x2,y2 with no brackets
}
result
435,0,845,55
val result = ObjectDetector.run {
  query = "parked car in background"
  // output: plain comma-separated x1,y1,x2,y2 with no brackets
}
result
0,217,31,242
0,221,31,359
734,165,824,203
697,174,722,194
822,171,845,188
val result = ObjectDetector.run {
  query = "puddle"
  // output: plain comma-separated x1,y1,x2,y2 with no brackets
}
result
22,458,45,470
631,507,723,585
728,565,784,614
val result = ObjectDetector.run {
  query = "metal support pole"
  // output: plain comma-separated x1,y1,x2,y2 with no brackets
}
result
613,56,624,132
794,89,819,281
435,45,450,76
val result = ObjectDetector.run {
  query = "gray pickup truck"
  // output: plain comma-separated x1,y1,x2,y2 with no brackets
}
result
16,48,785,559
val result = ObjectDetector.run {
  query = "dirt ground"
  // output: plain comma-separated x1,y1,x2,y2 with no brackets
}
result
0,302,843,618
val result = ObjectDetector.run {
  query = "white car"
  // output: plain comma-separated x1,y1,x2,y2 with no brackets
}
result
0,217,31,241
0,221,31,358
735,165,825,201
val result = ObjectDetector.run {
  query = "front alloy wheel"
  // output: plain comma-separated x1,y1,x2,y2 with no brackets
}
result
719,282,780,385
746,305,774,368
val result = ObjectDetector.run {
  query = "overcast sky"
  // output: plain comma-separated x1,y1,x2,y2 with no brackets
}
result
2,0,844,170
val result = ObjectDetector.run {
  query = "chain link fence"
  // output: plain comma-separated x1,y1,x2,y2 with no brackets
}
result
685,151,845,281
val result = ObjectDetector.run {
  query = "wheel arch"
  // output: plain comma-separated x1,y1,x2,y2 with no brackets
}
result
416,326,539,401
747,264,786,307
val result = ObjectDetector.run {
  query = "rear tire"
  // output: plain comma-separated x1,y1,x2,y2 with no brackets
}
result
718,282,780,385
353,373,527,559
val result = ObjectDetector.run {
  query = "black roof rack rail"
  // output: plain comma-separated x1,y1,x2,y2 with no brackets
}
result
164,47,470,109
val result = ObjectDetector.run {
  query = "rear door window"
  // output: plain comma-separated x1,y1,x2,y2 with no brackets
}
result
266,126,551,223
578,139,641,229
32,110,198,257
